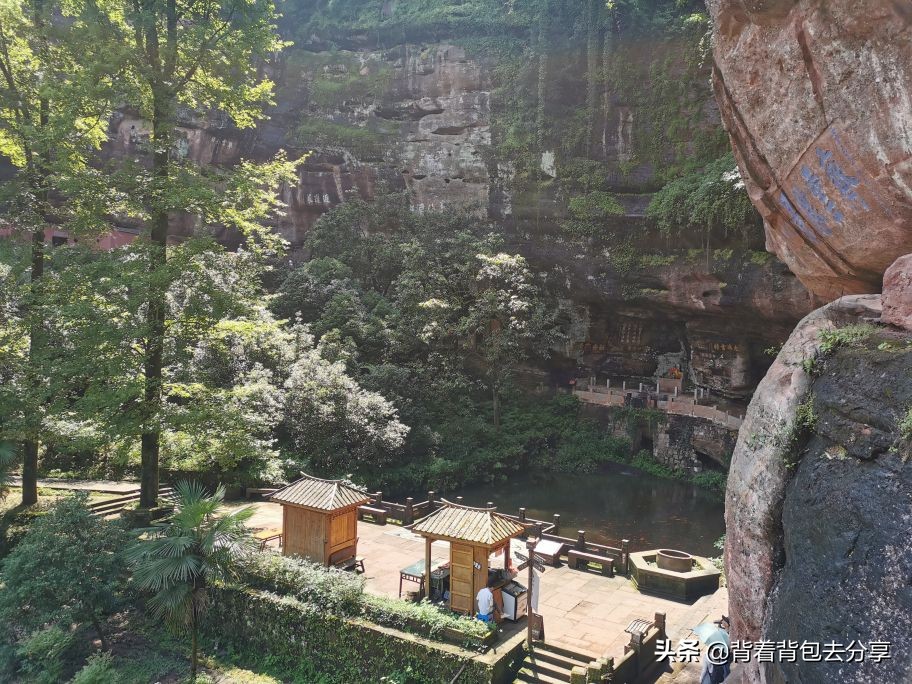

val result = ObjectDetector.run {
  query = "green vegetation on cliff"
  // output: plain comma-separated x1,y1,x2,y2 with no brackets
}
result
289,0,751,237
646,151,761,242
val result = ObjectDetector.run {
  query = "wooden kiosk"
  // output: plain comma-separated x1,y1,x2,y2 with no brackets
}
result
269,474,371,566
410,500,524,614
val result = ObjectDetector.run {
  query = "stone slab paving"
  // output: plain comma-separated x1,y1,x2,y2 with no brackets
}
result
232,502,729,660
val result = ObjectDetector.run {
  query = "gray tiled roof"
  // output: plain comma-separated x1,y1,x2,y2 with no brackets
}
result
269,474,370,511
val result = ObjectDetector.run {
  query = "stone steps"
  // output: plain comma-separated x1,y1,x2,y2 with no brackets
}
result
89,486,174,516
513,641,593,683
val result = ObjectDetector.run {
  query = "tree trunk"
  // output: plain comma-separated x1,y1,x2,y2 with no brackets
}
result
190,597,199,682
492,386,501,432
20,438,38,506
22,228,45,506
21,88,50,507
139,90,171,510
91,614,107,652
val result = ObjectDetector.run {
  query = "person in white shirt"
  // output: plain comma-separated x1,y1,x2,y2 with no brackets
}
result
475,576,499,623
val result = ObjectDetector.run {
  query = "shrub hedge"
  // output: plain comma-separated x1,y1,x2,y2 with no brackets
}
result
205,588,492,684
240,553,489,648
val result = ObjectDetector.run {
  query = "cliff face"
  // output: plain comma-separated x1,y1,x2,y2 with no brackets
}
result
768,338,912,684
724,292,912,683
100,31,813,399
706,3,912,680
708,0,912,300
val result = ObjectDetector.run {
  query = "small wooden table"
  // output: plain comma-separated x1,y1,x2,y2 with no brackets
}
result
534,539,564,566
399,558,449,598
254,528,283,550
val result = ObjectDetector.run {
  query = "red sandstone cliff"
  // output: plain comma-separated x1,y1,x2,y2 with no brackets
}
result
708,0,912,301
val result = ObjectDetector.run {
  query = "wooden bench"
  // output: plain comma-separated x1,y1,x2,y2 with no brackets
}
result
568,549,615,576
333,555,365,573
357,505,388,525
245,487,278,500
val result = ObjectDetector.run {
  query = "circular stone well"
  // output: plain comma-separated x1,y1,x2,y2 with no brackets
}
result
656,549,694,573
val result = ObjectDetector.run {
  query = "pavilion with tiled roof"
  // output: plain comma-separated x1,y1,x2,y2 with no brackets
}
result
270,474,371,566
409,500,525,614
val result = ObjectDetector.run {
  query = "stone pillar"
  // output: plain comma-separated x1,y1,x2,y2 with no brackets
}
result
577,530,586,549
570,666,587,684
553,513,561,534
424,536,432,601
526,537,536,646
519,507,527,522
427,490,436,509
654,612,667,637
586,662,601,682
405,497,414,524
629,630,644,654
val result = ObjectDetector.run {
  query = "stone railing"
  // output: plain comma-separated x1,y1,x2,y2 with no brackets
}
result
573,383,743,430
568,612,668,683
358,492,631,575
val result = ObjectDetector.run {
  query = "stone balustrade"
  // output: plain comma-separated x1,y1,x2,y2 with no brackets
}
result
573,385,743,430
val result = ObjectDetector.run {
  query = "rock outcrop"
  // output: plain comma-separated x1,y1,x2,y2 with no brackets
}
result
724,293,912,683
881,253,912,331
708,0,912,301
563,249,815,400
725,295,881,645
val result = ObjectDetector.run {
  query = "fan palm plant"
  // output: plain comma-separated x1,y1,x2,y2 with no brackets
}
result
126,480,255,680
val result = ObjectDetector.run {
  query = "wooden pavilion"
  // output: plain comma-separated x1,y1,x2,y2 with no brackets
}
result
269,474,371,566
409,500,525,614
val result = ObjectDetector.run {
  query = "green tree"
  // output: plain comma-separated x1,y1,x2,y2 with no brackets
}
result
0,492,128,649
300,197,563,434
455,252,561,429
0,0,116,505
127,480,254,681
86,0,291,508
282,343,409,476
32,245,273,484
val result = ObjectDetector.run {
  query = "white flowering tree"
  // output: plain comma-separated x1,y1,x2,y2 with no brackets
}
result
456,253,562,429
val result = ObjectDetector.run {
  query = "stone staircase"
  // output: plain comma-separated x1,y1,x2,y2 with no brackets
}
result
88,485,175,517
514,642,596,683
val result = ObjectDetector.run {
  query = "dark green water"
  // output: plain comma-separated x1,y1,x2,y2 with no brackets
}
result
451,462,725,557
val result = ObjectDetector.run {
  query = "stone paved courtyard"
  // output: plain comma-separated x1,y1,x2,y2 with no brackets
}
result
234,501,728,659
